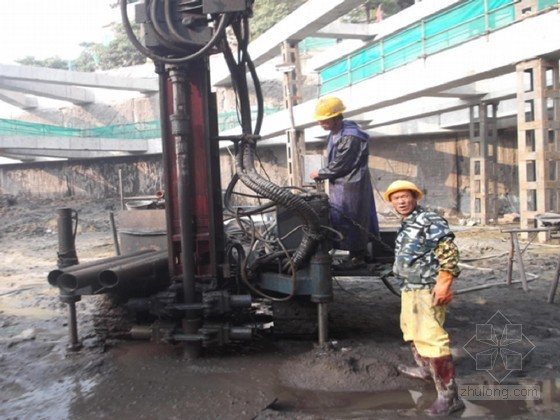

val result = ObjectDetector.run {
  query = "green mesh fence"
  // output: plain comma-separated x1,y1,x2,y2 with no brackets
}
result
0,118,161,140
538,0,559,10
320,0,521,95
1,106,284,140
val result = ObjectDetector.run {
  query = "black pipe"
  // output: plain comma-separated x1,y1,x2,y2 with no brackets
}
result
48,249,155,286
55,207,82,351
56,208,79,269
98,250,168,289
169,66,201,358
57,250,162,292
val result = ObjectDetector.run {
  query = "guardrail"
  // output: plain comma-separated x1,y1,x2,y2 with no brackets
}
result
319,0,558,95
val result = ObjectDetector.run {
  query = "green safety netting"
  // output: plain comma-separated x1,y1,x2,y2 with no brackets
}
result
539,0,558,9
0,118,161,140
1,106,284,139
319,0,555,95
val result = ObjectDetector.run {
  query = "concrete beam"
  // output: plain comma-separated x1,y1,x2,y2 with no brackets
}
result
0,136,149,153
0,149,128,160
427,86,484,99
211,0,365,86
314,21,377,40
0,64,158,92
223,10,560,141
0,89,37,109
0,79,95,105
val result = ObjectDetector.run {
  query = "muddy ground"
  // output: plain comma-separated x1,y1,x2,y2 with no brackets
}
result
2,196,560,419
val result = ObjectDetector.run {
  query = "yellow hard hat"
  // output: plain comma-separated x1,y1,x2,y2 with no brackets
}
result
313,97,346,121
384,180,423,202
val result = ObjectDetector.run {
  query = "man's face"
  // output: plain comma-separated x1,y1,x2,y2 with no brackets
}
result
318,117,337,132
390,190,417,217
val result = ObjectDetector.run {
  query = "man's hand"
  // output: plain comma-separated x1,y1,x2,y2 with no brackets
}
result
309,170,320,180
432,271,454,306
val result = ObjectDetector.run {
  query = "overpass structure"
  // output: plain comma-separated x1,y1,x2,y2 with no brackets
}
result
1,0,560,232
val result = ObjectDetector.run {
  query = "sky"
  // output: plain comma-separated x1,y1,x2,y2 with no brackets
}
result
0,0,122,64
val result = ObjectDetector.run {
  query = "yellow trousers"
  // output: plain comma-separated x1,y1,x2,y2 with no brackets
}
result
400,288,451,358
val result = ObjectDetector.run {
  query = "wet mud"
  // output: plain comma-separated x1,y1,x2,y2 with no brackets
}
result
2,198,560,419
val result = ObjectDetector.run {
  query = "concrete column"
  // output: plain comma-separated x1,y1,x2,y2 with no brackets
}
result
469,102,499,224
516,59,560,242
280,41,306,187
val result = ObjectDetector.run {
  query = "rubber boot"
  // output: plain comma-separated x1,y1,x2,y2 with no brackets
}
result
397,344,432,380
333,250,367,270
349,249,367,268
425,355,465,416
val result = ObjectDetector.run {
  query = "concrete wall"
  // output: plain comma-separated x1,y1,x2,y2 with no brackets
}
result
0,130,520,219
368,129,519,217
370,133,465,215
0,155,163,199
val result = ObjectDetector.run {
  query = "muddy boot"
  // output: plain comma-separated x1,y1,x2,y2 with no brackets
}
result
397,344,432,380
425,355,465,416
333,250,367,270
349,250,367,268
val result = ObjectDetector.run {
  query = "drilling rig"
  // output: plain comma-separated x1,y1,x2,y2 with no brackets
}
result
48,0,395,357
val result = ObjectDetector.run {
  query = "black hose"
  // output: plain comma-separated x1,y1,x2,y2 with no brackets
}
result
148,0,187,53
244,38,263,135
380,270,401,297
220,17,321,274
120,0,232,64
235,141,320,272
164,0,207,47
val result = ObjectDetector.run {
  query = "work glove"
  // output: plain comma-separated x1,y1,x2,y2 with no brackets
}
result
432,271,454,306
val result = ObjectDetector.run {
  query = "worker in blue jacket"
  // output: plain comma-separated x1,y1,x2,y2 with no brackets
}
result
310,97,379,268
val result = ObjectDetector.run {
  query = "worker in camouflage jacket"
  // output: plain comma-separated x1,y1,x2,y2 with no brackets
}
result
384,180,464,416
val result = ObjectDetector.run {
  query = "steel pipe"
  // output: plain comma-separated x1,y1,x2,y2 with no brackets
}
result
57,250,162,292
56,208,79,269
98,250,168,290
48,249,155,286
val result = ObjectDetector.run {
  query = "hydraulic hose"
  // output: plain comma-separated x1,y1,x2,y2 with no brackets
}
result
120,0,232,64
221,17,321,273
148,0,188,53
235,140,320,271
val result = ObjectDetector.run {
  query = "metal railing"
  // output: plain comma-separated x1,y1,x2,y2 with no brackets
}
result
319,0,559,95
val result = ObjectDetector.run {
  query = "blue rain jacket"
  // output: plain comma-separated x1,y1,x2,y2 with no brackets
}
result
316,120,379,252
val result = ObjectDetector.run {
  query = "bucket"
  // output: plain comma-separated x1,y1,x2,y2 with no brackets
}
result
125,200,155,210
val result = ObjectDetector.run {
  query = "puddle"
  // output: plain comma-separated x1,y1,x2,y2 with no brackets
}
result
269,387,419,417
268,379,560,418
0,376,97,419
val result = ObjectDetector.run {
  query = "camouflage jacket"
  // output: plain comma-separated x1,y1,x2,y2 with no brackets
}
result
393,205,460,290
